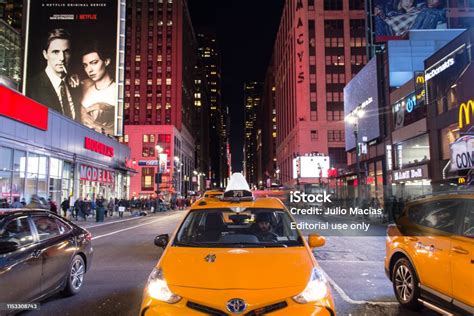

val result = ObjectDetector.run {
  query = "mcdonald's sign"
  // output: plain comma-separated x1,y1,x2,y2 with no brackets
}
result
458,100,474,129
415,75,425,84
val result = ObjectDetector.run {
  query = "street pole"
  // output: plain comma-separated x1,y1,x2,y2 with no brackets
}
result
354,123,361,205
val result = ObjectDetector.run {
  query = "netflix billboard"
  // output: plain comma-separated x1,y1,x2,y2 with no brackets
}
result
22,0,125,136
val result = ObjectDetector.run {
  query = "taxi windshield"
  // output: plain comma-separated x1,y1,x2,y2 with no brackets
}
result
174,208,304,248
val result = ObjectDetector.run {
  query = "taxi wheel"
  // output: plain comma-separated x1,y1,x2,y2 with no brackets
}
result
392,258,422,310
63,255,86,296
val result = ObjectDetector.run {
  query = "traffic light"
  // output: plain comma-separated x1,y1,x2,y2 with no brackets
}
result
155,173,162,184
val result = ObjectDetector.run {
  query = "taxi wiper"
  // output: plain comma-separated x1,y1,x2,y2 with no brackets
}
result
173,241,208,247
216,242,287,248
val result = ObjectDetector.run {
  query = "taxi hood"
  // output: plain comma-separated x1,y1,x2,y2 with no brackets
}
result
160,247,314,290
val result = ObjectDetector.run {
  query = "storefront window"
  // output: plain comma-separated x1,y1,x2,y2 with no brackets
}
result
0,147,12,170
395,134,430,169
440,125,459,160
13,150,26,173
0,170,12,201
49,158,63,203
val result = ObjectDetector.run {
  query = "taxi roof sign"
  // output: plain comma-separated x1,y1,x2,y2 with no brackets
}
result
223,172,253,201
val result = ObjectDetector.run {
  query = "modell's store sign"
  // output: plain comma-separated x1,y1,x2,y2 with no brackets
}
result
450,135,474,171
80,164,115,184
84,137,114,157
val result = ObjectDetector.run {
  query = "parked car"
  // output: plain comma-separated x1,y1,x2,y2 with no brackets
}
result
140,173,335,315
385,194,474,315
0,209,93,307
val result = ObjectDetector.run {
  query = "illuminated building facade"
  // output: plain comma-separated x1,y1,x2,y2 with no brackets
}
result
244,82,263,187
122,0,196,198
272,0,365,186
197,31,229,188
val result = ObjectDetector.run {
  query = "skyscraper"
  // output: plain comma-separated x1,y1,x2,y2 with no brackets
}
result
197,31,229,187
243,82,263,187
271,0,365,186
122,0,197,198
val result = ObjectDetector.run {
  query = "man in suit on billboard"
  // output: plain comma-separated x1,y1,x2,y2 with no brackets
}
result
26,28,81,122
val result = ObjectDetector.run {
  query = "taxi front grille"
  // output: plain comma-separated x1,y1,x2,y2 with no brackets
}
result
186,301,227,315
186,300,288,315
245,301,288,315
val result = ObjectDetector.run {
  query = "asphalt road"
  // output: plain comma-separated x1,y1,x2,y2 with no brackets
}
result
21,211,184,316
19,210,438,316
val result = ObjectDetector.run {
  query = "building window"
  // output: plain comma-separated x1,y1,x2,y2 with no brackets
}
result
349,0,364,10
141,167,154,191
143,134,149,143
311,130,318,141
310,111,318,121
328,147,347,164
324,0,343,11
328,130,345,142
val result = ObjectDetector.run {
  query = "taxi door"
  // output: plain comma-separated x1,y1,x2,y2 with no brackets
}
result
412,199,463,299
451,206,474,311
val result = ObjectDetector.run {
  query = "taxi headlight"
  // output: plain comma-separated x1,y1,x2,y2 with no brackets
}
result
292,267,328,303
146,267,181,304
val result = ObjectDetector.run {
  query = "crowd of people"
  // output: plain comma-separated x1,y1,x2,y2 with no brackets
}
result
0,194,195,223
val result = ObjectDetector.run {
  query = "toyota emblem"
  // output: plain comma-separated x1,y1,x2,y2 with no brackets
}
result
226,298,247,314
204,254,216,263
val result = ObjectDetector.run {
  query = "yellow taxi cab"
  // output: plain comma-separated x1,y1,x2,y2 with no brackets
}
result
140,173,335,315
203,190,224,199
385,193,474,315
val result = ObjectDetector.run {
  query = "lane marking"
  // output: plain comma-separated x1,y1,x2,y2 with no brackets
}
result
78,216,143,228
318,260,384,264
92,213,182,240
320,268,398,306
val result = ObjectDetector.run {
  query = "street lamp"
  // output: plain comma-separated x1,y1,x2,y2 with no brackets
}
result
345,105,366,204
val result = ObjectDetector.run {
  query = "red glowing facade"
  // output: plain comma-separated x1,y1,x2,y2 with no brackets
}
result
271,0,366,186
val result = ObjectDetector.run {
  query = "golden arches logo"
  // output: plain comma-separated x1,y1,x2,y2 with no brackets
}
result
458,100,474,129
458,177,466,184
416,75,425,84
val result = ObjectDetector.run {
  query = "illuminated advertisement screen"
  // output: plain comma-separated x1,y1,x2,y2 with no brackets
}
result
344,57,380,151
23,0,125,136
292,156,330,179
373,0,447,42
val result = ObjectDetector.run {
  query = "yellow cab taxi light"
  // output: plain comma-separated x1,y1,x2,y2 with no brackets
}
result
221,173,255,202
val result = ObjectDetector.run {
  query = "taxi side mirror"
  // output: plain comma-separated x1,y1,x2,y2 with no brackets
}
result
308,234,325,248
154,234,169,248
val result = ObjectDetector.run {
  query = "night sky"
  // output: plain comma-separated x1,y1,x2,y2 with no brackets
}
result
187,0,285,172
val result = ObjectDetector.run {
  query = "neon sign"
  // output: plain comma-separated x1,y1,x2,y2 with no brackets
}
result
406,94,417,113
458,99,474,129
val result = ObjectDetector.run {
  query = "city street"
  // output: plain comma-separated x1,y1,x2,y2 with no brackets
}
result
17,210,437,316
21,211,184,316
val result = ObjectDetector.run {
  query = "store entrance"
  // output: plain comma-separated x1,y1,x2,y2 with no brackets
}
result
79,180,114,201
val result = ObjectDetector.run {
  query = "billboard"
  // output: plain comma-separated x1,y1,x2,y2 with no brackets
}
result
292,156,330,179
344,57,380,151
373,0,447,42
23,0,125,136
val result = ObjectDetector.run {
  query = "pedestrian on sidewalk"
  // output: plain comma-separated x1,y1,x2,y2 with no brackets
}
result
108,197,115,217
96,197,105,222
61,198,69,218
11,197,23,208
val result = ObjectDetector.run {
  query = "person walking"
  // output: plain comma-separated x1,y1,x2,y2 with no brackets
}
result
11,197,23,208
108,197,115,217
96,198,105,222
61,198,69,217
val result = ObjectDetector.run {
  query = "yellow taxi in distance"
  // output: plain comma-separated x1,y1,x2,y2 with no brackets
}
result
203,190,224,199
385,194,474,315
140,173,335,315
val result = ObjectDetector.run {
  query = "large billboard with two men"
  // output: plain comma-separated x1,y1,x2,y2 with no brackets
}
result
373,0,448,42
22,0,125,136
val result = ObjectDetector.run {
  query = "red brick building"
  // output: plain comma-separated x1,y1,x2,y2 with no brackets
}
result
271,0,366,187
122,0,198,198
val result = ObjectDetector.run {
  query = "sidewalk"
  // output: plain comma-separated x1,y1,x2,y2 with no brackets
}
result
69,209,179,229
